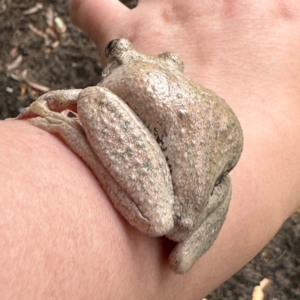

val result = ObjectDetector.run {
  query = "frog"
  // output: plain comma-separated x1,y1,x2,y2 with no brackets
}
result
17,38,243,274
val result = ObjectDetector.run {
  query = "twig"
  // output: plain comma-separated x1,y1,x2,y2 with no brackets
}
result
10,70,50,93
6,55,23,71
22,3,43,15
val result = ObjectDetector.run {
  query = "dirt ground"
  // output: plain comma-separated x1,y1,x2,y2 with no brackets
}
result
0,1,299,299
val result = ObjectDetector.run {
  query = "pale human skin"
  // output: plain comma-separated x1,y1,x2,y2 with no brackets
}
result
1,0,300,299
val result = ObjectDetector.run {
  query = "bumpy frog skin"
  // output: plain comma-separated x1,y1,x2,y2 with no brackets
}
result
17,39,243,274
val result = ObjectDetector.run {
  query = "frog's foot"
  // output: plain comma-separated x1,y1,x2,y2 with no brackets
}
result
17,97,82,134
168,176,232,274
16,89,82,120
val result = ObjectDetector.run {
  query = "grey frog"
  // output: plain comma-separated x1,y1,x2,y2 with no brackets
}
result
17,38,243,273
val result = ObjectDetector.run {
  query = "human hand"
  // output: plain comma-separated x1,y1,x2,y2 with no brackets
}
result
68,0,300,298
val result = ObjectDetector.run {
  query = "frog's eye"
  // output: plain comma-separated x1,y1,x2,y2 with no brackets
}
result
105,39,119,58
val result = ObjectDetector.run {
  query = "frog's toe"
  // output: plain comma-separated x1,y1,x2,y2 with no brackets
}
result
16,106,37,120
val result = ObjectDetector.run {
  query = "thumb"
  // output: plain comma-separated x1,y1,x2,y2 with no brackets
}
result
69,0,129,57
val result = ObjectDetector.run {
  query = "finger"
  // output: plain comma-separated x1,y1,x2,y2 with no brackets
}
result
69,0,129,53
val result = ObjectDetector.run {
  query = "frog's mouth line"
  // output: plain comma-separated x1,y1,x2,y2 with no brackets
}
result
101,61,120,79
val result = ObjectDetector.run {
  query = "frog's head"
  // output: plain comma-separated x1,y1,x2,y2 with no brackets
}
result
102,38,184,78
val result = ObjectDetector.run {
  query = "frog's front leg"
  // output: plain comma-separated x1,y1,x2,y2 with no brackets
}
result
16,89,82,120
168,176,232,274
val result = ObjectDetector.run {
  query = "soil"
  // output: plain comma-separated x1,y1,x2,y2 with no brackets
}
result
1,1,299,299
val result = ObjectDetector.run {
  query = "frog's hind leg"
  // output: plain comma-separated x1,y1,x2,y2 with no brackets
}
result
16,89,82,120
23,86,175,237
168,176,232,274
76,86,175,236
29,111,163,236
